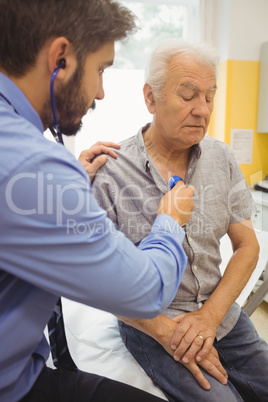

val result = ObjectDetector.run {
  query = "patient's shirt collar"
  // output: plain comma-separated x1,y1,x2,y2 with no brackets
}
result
136,122,202,173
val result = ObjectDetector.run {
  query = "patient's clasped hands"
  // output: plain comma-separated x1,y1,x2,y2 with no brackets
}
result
171,309,218,364
169,309,228,390
156,314,227,391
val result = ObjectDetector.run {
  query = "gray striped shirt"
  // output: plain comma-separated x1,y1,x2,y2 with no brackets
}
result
93,125,254,340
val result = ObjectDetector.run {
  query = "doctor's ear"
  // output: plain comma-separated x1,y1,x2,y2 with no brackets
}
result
48,37,77,80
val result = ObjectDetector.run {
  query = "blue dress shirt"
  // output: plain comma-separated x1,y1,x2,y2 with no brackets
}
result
0,72,187,401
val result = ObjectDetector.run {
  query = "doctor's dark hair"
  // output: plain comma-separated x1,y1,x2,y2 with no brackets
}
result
0,0,137,77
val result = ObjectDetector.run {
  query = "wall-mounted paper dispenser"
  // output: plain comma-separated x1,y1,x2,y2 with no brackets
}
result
257,42,268,133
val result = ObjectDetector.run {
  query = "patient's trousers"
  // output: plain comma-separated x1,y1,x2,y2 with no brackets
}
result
119,310,268,402
20,366,166,402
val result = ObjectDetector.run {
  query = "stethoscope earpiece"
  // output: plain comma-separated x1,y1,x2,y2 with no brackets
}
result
58,58,66,69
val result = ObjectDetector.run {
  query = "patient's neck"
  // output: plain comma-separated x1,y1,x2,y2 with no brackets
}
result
143,126,192,183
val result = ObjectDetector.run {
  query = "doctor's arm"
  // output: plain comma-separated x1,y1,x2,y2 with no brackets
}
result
171,218,260,364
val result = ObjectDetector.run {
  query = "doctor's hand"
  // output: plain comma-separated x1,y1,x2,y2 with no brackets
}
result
78,141,120,182
157,181,195,226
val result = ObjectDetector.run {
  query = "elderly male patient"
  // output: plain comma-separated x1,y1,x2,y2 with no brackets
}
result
92,40,268,401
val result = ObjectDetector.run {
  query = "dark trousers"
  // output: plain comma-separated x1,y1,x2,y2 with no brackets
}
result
119,311,268,402
20,366,165,402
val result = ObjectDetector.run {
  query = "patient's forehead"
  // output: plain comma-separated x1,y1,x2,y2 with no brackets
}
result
165,53,216,91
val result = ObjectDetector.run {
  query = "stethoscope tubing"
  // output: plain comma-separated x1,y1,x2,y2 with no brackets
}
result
50,64,64,144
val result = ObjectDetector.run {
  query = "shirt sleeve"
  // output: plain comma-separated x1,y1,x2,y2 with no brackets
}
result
227,146,256,223
1,151,187,319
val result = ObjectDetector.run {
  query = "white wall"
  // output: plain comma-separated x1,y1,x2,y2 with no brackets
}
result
75,0,268,156
211,0,268,62
46,0,268,156
73,69,151,157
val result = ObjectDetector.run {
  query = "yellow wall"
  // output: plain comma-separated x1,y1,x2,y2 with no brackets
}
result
209,59,268,185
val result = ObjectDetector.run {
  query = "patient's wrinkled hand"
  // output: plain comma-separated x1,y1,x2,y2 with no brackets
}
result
180,346,228,391
157,317,227,391
170,310,217,364
78,141,120,181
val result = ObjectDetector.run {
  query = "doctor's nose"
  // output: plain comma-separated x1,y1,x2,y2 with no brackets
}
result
95,86,104,100
95,77,105,101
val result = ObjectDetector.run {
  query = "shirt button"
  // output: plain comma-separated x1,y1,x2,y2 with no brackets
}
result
188,236,192,242
193,265,197,271
147,162,150,168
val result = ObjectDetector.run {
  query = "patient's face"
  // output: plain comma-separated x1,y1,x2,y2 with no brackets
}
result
153,54,217,151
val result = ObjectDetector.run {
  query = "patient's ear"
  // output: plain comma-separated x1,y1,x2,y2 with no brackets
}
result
143,83,156,114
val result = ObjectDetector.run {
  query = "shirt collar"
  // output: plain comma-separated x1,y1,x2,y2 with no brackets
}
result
135,123,151,171
135,122,202,172
0,72,44,133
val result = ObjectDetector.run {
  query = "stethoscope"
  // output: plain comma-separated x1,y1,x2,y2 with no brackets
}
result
0,60,66,145
169,176,183,188
49,58,66,145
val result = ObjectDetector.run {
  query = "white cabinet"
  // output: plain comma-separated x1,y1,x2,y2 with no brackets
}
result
251,191,268,231
250,191,268,307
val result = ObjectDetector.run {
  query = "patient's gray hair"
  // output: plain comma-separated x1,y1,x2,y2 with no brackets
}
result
145,39,219,100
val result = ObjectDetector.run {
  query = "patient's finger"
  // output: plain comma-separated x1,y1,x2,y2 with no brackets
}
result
198,352,228,385
181,359,211,391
